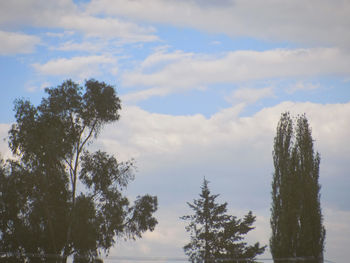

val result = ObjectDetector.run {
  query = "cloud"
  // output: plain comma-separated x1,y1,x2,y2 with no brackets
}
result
0,30,40,55
0,0,158,43
0,0,76,28
52,40,108,52
1,0,349,48
0,124,11,159
45,31,75,38
323,208,350,262
108,206,188,259
210,40,221,46
226,87,275,105
121,87,174,103
96,101,350,203
287,82,320,94
138,50,194,70
122,48,350,101
91,101,350,263
58,14,158,42
32,55,118,79
87,0,350,47
25,81,51,93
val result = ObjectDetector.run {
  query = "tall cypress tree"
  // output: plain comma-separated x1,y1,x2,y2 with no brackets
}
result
270,113,325,263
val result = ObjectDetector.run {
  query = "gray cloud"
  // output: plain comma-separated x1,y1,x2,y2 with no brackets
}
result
0,0,158,42
87,0,350,47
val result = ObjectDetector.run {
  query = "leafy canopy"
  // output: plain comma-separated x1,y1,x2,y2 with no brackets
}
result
270,112,325,263
0,79,158,263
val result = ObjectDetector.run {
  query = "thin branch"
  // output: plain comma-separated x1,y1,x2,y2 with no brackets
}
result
78,120,97,154
63,157,74,186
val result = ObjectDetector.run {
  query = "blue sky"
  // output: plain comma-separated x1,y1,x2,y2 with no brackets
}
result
1,1,350,262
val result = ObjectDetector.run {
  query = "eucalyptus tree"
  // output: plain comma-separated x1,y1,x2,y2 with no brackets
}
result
0,80,158,263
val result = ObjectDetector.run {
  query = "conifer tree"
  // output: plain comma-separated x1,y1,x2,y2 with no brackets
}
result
181,178,265,263
270,113,325,263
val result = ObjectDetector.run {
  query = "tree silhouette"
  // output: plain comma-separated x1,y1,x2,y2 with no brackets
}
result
0,80,158,263
270,112,325,263
181,178,265,263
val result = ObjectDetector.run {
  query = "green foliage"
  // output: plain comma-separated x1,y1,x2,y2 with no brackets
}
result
0,80,158,263
270,112,325,263
181,179,266,263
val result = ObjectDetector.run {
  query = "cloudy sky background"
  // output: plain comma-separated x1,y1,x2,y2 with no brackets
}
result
0,0,350,262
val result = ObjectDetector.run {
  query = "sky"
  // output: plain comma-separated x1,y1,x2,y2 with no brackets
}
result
0,0,350,262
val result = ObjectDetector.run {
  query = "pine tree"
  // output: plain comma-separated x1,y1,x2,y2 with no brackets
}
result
181,178,265,263
270,113,325,263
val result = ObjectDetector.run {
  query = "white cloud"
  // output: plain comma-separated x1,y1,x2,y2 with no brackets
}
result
95,101,350,195
121,87,174,103
139,50,194,70
58,14,157,42
51,39,126,54
0,124,11,159
32,55,118,79
0,30,40,55
25,81,51,93
52,41,108,52
108,206,188,260
93,101,350,263
287,82,320,94
122,48,350,101
210,40,221,46
227,87,275,105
